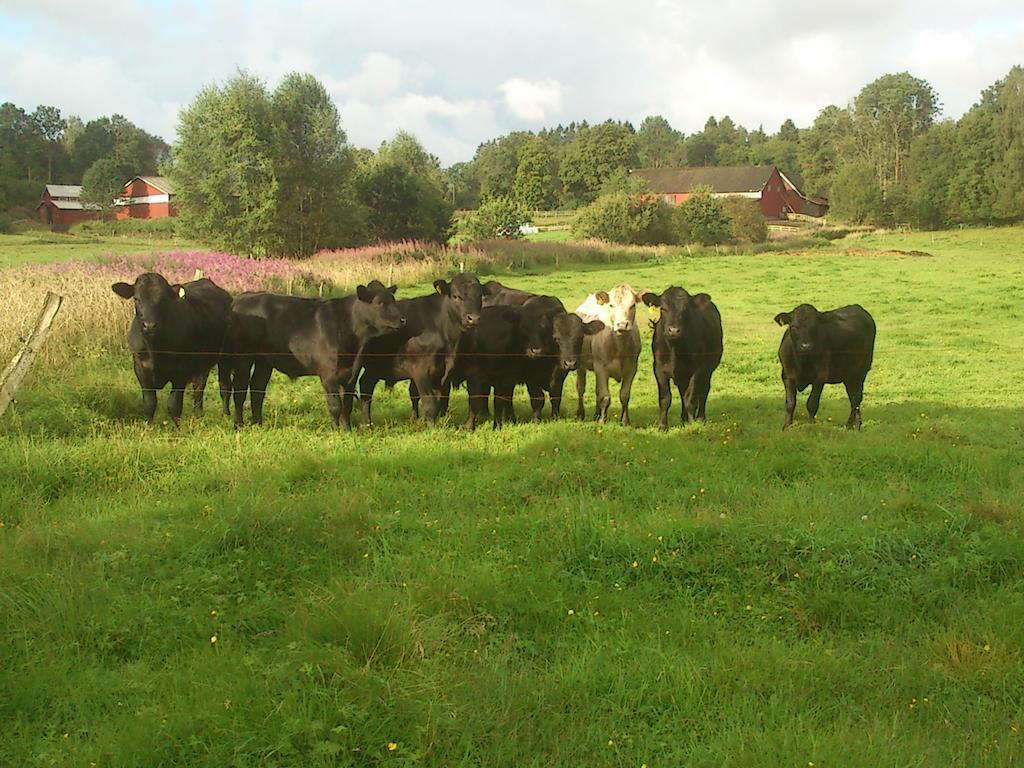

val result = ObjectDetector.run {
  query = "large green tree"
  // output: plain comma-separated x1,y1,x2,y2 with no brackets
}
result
897,121,959,229
829,161,885,224
80,156,125,213
751,119,801,173
991,65,1024,220
0,102,72,209
172,72,280,255
513,137,558,210
474,132,532,200
853,72,940,189
69,115,167,181
559,120,638,207
798,105,855,198
270,73,362,256
636,115,686,168
442,162,481,209
356,132,453,243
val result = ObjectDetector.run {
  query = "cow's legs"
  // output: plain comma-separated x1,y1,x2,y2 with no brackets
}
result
321,373,349,430
618,364,636,427
782,376,797,430
806,381,825,422
464,378,489,430
527,381,546,422
844,376,865,430
414,373,442,424
134,358,158,424
682,374,699,423
437,381,451,418
191,371,208,414
593,366,611,423
549,370,568,419
408,380,421,419
493,383,515,429
655,369,672,431
359,374,379,427
340,388,356,430
232,360,252,428
218,359,232,416
248,362,273,425
695,368,714,421
575,368,587,420
677,379,689,424
167,381,187,427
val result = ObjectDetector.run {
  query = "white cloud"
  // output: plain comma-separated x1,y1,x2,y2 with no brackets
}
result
0,1,1022,164
499,78,564,121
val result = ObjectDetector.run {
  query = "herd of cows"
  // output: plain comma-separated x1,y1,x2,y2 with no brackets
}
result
110,271,877,431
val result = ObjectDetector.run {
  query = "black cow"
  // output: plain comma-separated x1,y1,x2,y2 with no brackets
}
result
482,279,537,307
111,273,232,425
358,273,484,425
454,297,604,429
773,303,876,430
228,281,404,429
642,287,723,429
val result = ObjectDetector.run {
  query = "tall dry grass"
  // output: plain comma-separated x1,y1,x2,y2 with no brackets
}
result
0,240,657,372
0,251,320,370
305,238,662,289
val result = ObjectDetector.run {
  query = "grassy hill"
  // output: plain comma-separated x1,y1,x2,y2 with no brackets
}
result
1,228,1022,766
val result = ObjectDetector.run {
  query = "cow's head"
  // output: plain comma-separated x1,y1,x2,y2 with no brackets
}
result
521,307,555,360
111,272,185,340
435,272,484,329
642,286,697,342
599,283,643,335
355,280,405,333
552,313,604,370
483,280,506,297
774,304,823,353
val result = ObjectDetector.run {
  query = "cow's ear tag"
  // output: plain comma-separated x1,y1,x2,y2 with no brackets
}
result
178,287,186,299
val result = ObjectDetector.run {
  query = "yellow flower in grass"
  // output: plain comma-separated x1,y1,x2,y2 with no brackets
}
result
387,742,398,751
210,635,218,644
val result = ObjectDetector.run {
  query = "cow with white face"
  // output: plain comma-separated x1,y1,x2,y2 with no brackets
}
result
575,283,643,425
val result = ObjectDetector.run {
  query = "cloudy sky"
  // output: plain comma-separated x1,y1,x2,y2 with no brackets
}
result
1,0,1022,165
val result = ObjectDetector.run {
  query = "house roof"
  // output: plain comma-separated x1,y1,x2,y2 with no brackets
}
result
38,198,101,211
129,176,175,194
44,184,83,198
631,165,778,195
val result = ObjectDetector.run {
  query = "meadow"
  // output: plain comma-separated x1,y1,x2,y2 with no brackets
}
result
1,228,1023,767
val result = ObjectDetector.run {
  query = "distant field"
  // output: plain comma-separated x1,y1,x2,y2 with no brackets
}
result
0,231,200,269
1,228,1023,766
524,228,573,242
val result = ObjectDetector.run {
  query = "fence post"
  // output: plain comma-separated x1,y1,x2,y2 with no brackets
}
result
0,292,64,418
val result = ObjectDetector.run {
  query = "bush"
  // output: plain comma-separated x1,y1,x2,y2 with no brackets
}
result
572,192,675,245
830,162,886,225
720,196,768,243
463,196,530,240
676,187,732,245
69,217,180,239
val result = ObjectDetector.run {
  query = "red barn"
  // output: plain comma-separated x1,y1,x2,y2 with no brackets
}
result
630,165,828,219
115,176,177,220
36,184,102,231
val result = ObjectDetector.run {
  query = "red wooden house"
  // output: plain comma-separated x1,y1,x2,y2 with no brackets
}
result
630,165,828,219
114,176,176,220
36,184,102,231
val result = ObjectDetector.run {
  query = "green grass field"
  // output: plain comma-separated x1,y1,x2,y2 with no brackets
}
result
2,228,1023,766
0,231,199,269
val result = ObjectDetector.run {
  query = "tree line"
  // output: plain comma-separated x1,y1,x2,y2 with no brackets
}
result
0,103,168,212
3,65,1021,252
450,67,1024,229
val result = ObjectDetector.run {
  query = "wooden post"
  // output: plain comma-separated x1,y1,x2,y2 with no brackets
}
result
0,291,64,418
